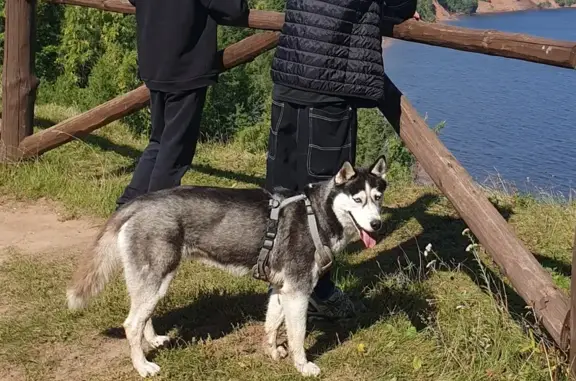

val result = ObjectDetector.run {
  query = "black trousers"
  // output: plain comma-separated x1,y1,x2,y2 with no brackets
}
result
265,100,358,299
116,87,207,208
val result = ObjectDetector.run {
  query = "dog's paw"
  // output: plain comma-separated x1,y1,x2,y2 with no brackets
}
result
267,345,288,361
135,360,161,377
148,335,171,349
297,361,321,377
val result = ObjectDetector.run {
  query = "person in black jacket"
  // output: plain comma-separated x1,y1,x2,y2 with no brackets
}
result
116,0,249,210
266,0,419,320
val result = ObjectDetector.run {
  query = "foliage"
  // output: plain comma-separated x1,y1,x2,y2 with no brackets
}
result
417,0,437,22
35,7,148,133
438,0,478,14
0,1,64,81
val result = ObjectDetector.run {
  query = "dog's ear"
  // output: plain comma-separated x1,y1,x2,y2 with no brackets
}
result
335,161,356,185
370,155,387,180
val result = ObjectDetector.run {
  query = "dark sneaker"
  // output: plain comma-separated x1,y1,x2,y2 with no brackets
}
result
307,287,356,320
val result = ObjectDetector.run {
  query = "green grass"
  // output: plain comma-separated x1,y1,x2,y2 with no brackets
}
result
0,104,267,218
1,104,575,380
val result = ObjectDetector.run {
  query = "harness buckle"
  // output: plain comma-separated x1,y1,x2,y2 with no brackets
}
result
262,239,274,250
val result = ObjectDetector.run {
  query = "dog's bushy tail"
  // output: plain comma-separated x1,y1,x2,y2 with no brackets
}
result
66,221,122,311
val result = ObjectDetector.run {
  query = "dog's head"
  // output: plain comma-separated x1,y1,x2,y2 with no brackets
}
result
330,156,388,249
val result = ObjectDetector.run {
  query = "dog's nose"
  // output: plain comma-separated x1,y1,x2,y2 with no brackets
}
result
370,220,382,231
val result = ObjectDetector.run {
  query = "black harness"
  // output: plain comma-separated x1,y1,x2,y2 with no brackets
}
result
252,195,334,282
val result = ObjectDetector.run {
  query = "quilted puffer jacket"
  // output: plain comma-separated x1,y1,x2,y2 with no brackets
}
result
271,0,417,104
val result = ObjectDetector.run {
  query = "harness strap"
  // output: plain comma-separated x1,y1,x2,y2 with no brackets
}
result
253,195,307,281
253,195,334,282
304,198,334,275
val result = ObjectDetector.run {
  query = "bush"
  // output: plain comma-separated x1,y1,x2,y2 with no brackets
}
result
438,0,478,14
417,0,437,22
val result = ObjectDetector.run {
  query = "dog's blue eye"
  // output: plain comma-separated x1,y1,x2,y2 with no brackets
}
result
353,197,362,203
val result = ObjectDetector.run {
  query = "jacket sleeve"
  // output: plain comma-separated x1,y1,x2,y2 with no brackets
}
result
199,0,250,26
380,0,417,28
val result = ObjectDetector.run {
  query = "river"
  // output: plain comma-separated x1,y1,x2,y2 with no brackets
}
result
384,8,576,199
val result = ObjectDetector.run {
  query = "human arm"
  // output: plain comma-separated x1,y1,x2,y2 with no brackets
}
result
380,0,419,29
199,0,250,26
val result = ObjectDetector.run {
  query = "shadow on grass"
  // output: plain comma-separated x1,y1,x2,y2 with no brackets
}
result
79,134,265,187
345,193,530,314
301,192,564,359
34,117,57,129
103,291,268,344
101,159,265,188
34,116,266,186
533,253,571,277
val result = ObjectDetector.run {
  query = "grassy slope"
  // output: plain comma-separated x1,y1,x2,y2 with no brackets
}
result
0,104,575,380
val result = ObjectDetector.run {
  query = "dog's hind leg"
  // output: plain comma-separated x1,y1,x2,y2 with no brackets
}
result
264,287,287,361
280,289,320,377
123,267,176,378
144,271,175,349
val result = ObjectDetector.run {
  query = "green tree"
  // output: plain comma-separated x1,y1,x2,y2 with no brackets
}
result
438,0,478,14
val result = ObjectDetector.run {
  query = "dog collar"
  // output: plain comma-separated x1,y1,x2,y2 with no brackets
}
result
253,194,334,282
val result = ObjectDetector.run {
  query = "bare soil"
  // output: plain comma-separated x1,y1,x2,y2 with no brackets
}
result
0,197,101,263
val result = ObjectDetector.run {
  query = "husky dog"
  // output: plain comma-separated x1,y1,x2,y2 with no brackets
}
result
66,156,388,378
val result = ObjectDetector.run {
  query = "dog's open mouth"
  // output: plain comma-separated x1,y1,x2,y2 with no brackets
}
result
348,212,377,249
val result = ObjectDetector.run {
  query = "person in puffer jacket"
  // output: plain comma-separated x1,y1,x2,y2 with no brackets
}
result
265,0,419,320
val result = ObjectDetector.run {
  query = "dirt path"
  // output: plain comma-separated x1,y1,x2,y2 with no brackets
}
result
0,198,136,380
0,197,101,263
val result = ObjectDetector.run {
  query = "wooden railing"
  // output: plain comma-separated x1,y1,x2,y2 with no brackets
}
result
2,0,576,374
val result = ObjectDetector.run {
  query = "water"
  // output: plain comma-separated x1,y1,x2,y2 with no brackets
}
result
384,9,576,198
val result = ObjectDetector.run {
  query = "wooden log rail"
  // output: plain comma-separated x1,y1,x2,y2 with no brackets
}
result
45,0,576,69
18,32,280,157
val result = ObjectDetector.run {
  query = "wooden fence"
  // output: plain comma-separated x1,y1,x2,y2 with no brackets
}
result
2,0,576,373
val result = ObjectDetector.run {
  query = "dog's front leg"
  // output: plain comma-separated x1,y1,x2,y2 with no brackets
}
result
265,287,288,360
280,291,320,377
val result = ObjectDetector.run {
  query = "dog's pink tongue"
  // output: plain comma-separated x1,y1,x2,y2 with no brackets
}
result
360,230,376,248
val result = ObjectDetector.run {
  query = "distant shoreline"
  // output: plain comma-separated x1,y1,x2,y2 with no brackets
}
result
381,6,575,50
435,0,576,21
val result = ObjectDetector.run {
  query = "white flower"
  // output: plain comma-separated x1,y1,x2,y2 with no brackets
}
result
465,243,479,252
423,243,433,257
461,228,470,236
426,260,437,269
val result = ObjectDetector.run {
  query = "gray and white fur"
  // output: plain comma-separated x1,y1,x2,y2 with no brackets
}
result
66,156,388,378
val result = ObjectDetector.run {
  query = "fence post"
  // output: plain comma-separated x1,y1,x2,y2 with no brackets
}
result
570,226,576,377
0,0,39,162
